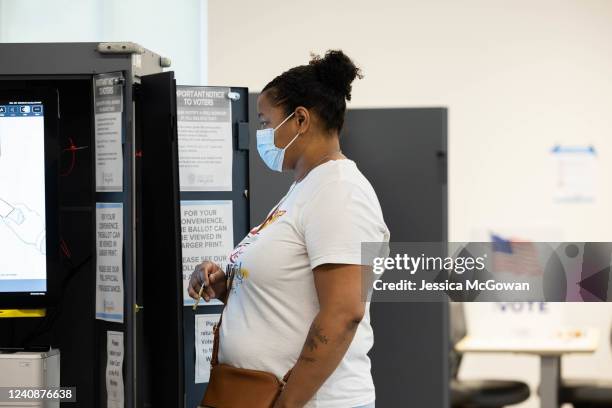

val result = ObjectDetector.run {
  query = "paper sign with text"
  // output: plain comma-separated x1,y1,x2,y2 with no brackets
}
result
177,86,233,191
94,72,123,192
195,313,220,383
181,200,234,306
96,203,124,323
106,331,124,408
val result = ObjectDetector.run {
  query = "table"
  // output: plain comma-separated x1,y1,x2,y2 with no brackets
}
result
455,328,600,408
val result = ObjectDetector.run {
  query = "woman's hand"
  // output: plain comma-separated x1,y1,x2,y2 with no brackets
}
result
188,261,227,303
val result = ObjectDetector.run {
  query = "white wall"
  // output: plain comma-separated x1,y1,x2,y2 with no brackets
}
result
0,0,208,85
208,1,612,407
208,0,612,241
97,0,207,85
0,0,102,42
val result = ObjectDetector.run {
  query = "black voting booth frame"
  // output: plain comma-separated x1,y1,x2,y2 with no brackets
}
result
0,42,193,408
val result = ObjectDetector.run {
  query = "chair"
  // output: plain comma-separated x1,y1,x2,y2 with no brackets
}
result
559,322,612,408
449,302,531,408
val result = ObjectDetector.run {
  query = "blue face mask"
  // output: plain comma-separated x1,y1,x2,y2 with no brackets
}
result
256,112,300,172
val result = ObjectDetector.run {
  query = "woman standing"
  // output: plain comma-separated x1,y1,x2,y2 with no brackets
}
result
189,50,389,408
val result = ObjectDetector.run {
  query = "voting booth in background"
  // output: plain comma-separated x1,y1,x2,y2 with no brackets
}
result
0,43,250,408
342,108,449,408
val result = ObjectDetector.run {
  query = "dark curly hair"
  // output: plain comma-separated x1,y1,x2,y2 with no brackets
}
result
262,50,363,133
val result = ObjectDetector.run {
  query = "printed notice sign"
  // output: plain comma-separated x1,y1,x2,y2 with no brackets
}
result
96,203,124,323
106,331,124,408
181,200,233,306
177,86,233,191
195,313,220,383
94,72,124,192
551,145,597,203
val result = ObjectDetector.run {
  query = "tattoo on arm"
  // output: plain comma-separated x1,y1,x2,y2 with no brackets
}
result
305,324,329,352
299,356,316,363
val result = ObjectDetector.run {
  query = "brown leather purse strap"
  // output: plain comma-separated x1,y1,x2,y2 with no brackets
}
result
209,264,292,383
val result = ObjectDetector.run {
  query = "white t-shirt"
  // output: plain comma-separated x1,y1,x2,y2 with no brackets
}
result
219,158,390,408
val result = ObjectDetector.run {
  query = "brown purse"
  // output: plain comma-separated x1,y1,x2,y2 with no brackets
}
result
199,265,292,408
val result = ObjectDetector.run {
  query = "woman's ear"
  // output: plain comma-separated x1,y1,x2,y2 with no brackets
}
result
294,106,310,134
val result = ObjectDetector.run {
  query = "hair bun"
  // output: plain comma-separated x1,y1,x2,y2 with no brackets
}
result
310,50,362,101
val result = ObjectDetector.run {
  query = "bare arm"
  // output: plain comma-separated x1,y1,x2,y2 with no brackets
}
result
273,263,366,408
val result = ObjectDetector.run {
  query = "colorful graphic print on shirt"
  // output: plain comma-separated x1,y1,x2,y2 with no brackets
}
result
226,207,287,292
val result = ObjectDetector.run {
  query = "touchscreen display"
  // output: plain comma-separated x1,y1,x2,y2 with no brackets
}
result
0,101,47,293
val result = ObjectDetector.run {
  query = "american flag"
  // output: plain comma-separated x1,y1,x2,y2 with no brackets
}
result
491,233,543,276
